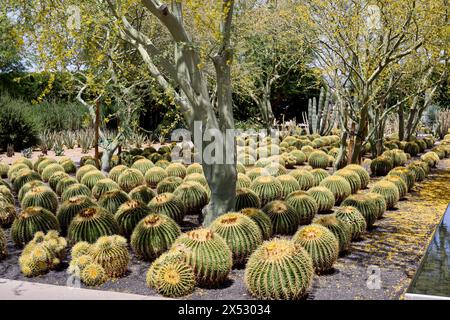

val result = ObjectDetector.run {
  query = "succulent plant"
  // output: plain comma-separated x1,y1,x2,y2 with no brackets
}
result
365,192,387,219
108,165,128,183
276,174,301,200
345,164,371,189
308,150,329,169
421,152,440,168
36,158,57,175
370,156,394,176
314,214,351,253
236,173,252,189
0,201,16,227
319,176,351,204
289,169,314,191
264,163,287,177
240,208,272,240
293,224,339,273
148,193,186,224
146,247,188,289
91,178,120,200
166,163,187,179
131,158,154,175
334,169,362,194
335,206,367,240
60,183,91,202
0,185,13,203
262,200,299,235
156,176,183,194
306,186,335,213
71,241,93,259
153,261,196,298
388,167,415,191
155,159,171,169
0,228,7,260
173,181,209,216
7,163,29,181
129,185,155,204
235,187,261,210
404,141,420,156
236,162,246,174
341,194,379,228
246,167,269,181
210,212,263,266
184,173,208,188
48,171,70,191
371,180,400,209
131,214,181,261
186,163,203,175
60,159,77,174
76,164,98,182
309,168,330,186
57,196,97,235
145,166,168,188
172,228,233,287
285,190,318,225
55,176,78,196
382,149,408,167
81,170,106,190
250,176,282,206
80,156,100,168
11,207,60,246
244,239,314,300
68,206,120,244
21,186,59,213
41,163,65,182
12,169,42,191
0,162,9,178
383,175,408,199
98,190,131,215
407,163,427,182
90,235,130,278
80,262,107,286
114,200,151,238
289,150,307,165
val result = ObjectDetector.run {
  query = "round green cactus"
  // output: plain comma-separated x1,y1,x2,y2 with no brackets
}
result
155,159,171,169
388,167,415,191
153,261,196,298
334,169,362,194
314,214,351,253
407,162,427,182
236,173,252,189
166,163,187,179
91,178,120,200
210,212,263,266
55,176,78,196
21,186,58,213
48,171,69,191
17,180,45,203
235,187,261,210
383,175,408,199
246,167,269,181
108,165,128,183
114,200,151,238
148,193,186,224
146,247,187,289
236,162,246,174
0,228,7,260
0,185,13,203
309,168,330,186
172,228,233,287
341,194,379,228
308,150,329,169
156,176,183,194
262,200,299,235
289,150,307,165
240,208,272,240
370,156,394,176
68,206,120,244
60,159,77,174
0,201,16,228
80,170,105,190
71,241,93,259
80,263,107,286
345,164,370,189
173,181,209,216
80,156,100,168
244,239,314,300
41,163,65,182
186,163,203,175
57,196,96,235
131,214,181,261
61,183,91,202
184,173,208,188
383,149,408,167
421,151,440,168
371,180,400,209
0,162,9,178
98,189,131,214
289,169,314,191
129,185,155,204
13,169,42,191
306,186,335,213
293,224,339,273
7,163,29,182
264,163,287,177
250,175,282,206
131,158,154,175
276,174,301,199
285,190,318,225
404,141,420,156
319,176,351,204
90,235,130,278
335,206,367,240
145,166,168,188
365,192,387,219
11,207,60,247
76,164,98,182
36,158,57,175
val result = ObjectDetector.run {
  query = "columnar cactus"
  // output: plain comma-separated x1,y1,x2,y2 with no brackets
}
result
68,206,119,244
334,169,362,194
145,166,169,188
173,181,209,216
131,158,154,175
345,164,370,189
240,208,272,240
90,235,130,278
289,169,314,191
341,194,379,228
92,179,120,200
172,228,233,287
314,214,351,253
114,200,151,238
370,156,394,176
131,214,181,261
61,183,92,202
335,206,367,240
306,186,335,213
319,176,351,204
148,193,186,224
57,196,96,235
244,239,314,300
262,200,299,235
309,168,330,186
11,207,60,246
235,188,261,210
210,212,263,266
371,180,400,209
98,189,131,214
250,176,283,206
285,190,319,225
293,224,339,273
21,186,59,213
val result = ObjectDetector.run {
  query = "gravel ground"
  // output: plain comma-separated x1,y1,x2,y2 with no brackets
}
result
1,158,449,300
